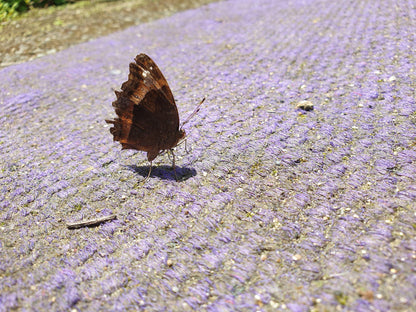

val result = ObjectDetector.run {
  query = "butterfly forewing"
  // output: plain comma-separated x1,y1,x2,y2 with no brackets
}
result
134,54,175,104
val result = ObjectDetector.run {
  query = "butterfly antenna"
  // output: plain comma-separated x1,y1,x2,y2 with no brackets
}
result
180,97,205,129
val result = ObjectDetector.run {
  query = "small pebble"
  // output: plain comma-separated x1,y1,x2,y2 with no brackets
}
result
296,100,314,111
111,69,122,75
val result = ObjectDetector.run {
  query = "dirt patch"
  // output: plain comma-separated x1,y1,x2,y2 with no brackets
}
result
0,0,219,68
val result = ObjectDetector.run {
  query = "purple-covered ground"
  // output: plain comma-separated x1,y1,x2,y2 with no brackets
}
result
1,0,416,311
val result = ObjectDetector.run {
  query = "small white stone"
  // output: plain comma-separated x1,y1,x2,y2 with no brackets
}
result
399,297,408,303
111,69,122,75
296,100,314,111
270,300,279,308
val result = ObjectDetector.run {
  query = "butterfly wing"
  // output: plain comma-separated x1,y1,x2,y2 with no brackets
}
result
134,54,175,105
106,54,183,161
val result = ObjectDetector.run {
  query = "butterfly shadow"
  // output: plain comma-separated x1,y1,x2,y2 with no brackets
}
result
127,164,197,182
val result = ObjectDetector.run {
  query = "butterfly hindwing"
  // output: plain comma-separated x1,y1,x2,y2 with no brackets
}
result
128,89,179,149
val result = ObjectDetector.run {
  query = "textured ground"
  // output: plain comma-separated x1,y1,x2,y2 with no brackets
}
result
1,0,416,311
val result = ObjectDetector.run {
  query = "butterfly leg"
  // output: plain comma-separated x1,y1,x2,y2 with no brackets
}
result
142,161,153,183
169,149,179,181
184,138,189,153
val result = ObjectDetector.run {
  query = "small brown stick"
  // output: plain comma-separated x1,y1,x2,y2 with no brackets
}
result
66,214,117,229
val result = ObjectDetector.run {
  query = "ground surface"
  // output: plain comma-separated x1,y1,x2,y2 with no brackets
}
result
1,0,416,311
0,0,218,68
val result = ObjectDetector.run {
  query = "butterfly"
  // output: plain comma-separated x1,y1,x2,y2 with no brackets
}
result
105,54,204,181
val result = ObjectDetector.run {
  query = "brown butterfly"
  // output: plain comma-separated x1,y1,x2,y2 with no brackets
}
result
105,53,204,181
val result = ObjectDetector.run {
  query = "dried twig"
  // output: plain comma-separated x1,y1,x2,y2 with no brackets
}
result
66,214,117,229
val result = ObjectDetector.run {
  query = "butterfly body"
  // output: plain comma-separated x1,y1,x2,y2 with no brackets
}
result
106,54,185,162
